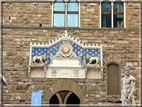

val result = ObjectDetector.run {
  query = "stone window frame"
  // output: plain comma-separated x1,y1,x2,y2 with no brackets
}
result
100,1,126,28
51,0,80,27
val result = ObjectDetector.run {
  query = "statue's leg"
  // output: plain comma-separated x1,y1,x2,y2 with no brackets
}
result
124,100,128,105
34,61,37,64
121,91,126,105
33,61,35,64
40,59,44,64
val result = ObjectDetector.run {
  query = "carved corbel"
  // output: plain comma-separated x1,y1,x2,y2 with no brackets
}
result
85,69,88,79
101,68,104,80
44,67,46,78
28,67,31,78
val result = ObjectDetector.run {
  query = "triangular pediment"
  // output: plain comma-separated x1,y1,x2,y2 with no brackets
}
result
29,30,103,66
30,30,102,48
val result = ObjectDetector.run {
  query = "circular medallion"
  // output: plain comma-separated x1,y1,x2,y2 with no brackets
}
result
59,43,73,57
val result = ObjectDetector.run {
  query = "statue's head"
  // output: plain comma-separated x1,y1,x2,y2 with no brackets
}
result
123,65,130,76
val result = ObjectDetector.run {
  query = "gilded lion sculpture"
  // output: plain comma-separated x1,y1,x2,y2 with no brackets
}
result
32,54,46,65
86,54,100,66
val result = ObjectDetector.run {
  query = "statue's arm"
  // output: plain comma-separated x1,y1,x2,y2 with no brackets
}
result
127,78,135,101
2,75,7,86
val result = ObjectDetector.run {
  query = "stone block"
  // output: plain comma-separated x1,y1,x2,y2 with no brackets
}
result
43,93,50,100
88,97,94,102
16,85,23,90
3,96,11,101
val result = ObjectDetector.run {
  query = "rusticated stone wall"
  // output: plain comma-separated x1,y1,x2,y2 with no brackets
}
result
80,3,100,28
2,3,52,27
2,28,140,104
126,3,140,28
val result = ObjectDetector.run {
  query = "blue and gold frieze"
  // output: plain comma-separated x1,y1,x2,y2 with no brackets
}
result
31,40,101,66
69,41,101,66
31,41,62,65
29,30,102,66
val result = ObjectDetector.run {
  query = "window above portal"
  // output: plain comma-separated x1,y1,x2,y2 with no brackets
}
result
54,0,79,27
101,2,124,28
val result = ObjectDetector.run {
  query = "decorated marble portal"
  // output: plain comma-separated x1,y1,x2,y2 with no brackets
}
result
28,30,104,79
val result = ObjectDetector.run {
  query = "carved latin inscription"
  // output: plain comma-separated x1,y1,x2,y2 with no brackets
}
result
51,69,57,77
46,68,86,78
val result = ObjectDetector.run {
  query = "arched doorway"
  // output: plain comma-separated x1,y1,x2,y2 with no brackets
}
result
43,79,86,104
49,90,80,104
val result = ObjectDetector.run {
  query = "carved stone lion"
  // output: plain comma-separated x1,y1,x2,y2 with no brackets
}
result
86,54,100,66
32,55,46,65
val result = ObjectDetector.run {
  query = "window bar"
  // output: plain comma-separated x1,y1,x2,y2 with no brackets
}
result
65,2,68,27
111,2,114,28
124,3,126,28
78,2,80,27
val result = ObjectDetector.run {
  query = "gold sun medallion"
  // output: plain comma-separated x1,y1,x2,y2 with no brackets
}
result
59,43,73,57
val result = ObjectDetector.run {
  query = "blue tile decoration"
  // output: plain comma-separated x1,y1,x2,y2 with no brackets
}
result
31,41,62,65
31,40,101,66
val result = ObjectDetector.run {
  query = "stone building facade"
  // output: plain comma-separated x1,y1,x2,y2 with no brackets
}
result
2,0,141,105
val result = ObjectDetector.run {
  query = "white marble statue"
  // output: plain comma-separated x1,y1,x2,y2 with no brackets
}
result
120,66,135,105
0,73,7,86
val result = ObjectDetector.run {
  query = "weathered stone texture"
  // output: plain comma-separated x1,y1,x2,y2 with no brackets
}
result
126,3,140,28
3,3,52,27
2,28,140,104
80,3,100,28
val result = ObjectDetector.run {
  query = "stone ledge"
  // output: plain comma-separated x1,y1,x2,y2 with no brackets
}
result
27,65,47,67
3,25,139,31
84,65,106,69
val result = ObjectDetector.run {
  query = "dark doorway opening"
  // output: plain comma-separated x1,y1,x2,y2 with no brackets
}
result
49,91,80,107
66,93,80,104
49,94,59,107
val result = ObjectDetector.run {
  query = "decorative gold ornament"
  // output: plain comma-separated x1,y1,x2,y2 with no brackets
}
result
86,54,100,66
59,43,73,57
32,54,46,65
